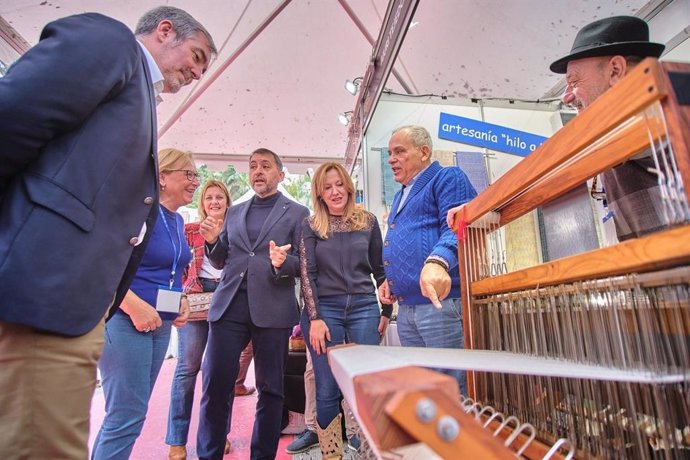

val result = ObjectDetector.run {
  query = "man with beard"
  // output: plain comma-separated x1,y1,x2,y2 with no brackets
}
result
196,148,309,460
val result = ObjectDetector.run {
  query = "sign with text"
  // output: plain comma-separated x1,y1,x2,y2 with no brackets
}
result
438,112,547,157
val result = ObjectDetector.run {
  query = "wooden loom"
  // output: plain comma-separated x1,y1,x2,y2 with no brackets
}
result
329,59,690,459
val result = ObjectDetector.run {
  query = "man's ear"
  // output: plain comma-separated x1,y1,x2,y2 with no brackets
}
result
608,55,628,86
420,144,432,162
156,20,175,43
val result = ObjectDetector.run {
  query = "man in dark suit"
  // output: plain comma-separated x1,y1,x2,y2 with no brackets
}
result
0,7,215,458
197,148,309,460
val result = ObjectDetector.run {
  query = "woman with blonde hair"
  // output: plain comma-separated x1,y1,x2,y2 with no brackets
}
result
92,148,197,459
296,162,391,458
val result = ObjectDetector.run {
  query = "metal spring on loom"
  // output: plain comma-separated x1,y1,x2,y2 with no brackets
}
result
458,395,575,458
469,267,690,458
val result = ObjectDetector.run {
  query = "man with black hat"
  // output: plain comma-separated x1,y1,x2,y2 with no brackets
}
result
551,15,668,241
447,16,669,242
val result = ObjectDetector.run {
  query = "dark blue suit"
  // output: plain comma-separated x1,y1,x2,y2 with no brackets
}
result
0,13,159,336
198,193,309,460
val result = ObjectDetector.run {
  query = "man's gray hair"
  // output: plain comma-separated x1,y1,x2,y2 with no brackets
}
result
393,125,433,152
135,6,217,55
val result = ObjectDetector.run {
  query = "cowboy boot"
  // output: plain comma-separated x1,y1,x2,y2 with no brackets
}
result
316,413,343,460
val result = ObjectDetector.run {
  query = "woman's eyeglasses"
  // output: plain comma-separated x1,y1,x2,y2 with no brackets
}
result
169,169,200,181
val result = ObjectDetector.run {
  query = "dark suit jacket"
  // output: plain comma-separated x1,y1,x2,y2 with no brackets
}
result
207,193,309,328
0,13,159,336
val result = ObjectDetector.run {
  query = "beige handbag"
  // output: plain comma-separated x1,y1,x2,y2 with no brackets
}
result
186,292,213,321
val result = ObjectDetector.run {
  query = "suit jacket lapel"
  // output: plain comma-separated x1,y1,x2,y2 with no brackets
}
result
237,200,252,250
253,195,289,250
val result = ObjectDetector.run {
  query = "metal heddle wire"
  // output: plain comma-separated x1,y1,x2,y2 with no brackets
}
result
469,269,690,458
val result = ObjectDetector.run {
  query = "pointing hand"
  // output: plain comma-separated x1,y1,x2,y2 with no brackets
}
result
269,240,292,268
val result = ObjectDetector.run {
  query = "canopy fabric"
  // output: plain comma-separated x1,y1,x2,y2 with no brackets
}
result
1,0,671,173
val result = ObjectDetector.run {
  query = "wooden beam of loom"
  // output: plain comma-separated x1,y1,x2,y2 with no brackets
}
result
470,225,690,296
659,62,690,199
344,365,461,453
385,387,515,459
497,114,664,227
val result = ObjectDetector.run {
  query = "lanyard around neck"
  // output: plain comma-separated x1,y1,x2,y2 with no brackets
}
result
159,205,182,288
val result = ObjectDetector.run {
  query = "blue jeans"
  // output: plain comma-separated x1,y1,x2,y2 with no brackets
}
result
396,298,466,394
301,294,381,428
167,278,216,446
166,279,253,446
165,320,212,446
91,311,172,460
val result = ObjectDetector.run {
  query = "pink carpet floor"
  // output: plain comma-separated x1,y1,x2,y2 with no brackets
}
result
89,357,294,459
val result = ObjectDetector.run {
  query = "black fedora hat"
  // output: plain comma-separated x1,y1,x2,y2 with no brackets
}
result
550,16,664,74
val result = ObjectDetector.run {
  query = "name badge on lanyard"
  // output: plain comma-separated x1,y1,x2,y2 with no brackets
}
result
157,205,183,314
156,286,182,313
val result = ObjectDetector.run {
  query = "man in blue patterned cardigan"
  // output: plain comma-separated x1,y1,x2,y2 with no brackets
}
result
379,125,477,389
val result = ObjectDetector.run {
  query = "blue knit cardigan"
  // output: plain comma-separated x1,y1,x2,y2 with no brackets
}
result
382,161,477,305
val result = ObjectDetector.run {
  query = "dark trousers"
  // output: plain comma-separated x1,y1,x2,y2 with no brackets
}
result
197,289,291,460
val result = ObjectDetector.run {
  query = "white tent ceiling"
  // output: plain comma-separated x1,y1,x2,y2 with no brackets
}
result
1,0,686,173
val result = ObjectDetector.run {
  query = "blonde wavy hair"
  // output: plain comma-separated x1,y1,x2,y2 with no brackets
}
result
310,162,367,239
197,179,231,220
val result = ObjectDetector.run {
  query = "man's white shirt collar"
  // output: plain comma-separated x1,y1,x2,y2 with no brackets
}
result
397,164,431,214
405,164,430,190
137,40,164,104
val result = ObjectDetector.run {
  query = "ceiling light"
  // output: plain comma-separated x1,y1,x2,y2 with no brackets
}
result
344,80,357,95
344,77,363,95
338,111,353,126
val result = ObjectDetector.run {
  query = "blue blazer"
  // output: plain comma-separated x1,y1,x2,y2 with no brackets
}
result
0,14,159,336
207,193,309,328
